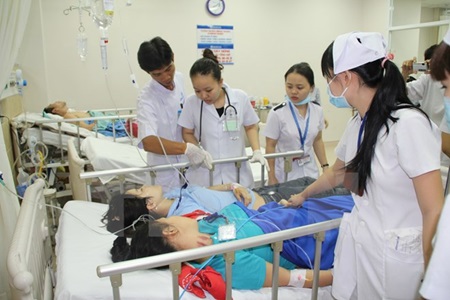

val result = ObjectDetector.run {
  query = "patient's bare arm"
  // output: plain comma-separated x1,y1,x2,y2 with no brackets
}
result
64,112,96,130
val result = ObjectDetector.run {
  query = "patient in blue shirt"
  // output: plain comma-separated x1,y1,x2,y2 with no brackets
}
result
102,177,350,237
102,182,266,237
110,195,354,290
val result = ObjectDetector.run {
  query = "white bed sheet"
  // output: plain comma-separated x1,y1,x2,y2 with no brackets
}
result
81,136,150,184
81,136,268,186
55,200,333,300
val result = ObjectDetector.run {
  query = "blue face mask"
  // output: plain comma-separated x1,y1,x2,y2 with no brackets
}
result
285,94,311,106
444,96,450,130
327,84,351,108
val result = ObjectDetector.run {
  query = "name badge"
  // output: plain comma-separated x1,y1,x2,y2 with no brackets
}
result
223,118,239,132
218,223,236,241
297,154,311,166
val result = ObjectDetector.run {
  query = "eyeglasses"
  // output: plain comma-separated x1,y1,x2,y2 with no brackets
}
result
149,62,174,78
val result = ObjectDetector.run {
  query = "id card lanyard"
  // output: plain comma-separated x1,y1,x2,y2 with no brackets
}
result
288,102,310,150
357,115,367,151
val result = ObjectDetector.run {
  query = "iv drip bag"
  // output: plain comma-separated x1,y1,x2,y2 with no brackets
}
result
90,0,114,30
77,32,88,61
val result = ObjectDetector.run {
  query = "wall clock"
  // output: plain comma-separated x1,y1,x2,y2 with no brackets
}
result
206,0,225,16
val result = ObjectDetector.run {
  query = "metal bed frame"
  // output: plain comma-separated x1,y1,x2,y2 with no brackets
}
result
97,217,340,300
12,107,136,167
79,150,304,201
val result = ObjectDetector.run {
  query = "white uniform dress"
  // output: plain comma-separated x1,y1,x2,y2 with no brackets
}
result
137,72,186,192
331,108,441,300
263,101,324,181
178,83,259,188
420,194,450,300
408,75,449,183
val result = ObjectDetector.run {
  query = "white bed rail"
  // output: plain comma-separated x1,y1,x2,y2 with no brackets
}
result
79,150,304,193
36,113,137,150
97,218,340,300
7,179,53,300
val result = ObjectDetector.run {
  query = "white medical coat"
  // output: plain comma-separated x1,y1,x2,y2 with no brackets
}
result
407,74,444,126
332,109,441,299
263,101,324,181
137,72,186,192
178,83,259,188
420,195,450,300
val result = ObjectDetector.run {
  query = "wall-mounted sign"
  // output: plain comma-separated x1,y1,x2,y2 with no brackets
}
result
197,25,234,65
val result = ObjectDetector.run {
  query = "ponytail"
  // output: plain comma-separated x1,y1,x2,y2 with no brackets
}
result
345,59,428,195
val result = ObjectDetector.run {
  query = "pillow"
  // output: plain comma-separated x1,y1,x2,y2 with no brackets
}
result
42,111,64,120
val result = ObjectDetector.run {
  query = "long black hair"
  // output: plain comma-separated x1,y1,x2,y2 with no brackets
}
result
321,41,429,195
110,220,177,266
102,194,159,237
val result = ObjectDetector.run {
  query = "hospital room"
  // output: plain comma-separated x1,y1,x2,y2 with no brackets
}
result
1,0,450,299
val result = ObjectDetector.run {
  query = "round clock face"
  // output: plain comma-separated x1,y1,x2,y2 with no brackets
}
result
207,0,225,16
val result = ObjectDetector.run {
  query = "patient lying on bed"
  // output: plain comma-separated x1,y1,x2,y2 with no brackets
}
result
111,195,354,291
103,177,350,237
43,101,129,137
103,182,267,237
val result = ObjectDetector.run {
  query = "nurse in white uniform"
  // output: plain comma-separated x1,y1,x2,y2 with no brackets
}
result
264,62,328,184
286,32,443,299
420,28,450,300
178,49,268,188
137,37,212,192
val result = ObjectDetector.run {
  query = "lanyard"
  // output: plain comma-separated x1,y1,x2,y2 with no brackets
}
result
357,115,367,150
288,101,310,149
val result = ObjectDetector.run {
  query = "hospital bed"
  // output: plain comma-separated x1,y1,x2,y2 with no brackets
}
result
7,178,338,300
10,109,137,197
11,108,137,168
73,136,304,201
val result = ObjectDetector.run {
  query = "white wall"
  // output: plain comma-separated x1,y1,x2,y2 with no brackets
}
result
17,0,390,142
1,2,391,297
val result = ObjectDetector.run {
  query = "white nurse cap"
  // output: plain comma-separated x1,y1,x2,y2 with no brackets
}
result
333,31,387,74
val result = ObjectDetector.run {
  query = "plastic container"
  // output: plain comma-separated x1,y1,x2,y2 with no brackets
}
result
16,168,29,197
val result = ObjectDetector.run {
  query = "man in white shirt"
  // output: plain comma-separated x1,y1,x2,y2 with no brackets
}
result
136,37,212,192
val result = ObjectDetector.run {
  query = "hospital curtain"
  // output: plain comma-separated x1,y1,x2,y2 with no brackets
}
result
0,0,32,299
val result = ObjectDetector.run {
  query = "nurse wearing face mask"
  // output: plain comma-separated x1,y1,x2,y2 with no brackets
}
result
284,32,443,299
263,63,328,185
178,49,267,188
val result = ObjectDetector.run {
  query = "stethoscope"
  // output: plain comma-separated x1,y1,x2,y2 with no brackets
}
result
199,87,238,145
